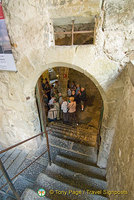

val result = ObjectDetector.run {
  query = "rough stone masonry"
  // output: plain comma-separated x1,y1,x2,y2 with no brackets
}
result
0,2,133,196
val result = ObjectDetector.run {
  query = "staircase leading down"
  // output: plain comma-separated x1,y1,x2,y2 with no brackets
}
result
47,121,99,147
21,122,108,200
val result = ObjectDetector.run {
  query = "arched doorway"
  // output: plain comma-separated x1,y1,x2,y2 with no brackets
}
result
35,65,105,153
22,47,119,168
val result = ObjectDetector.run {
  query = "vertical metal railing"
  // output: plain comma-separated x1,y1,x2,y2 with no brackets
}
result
97,104,104,153
0,159,20,199
71,20,74,45
0,130,51,199
44,128,51,166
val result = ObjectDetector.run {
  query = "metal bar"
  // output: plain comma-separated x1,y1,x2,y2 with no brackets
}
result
36,83,44,132
38,80,46,132
54,31,72,35
0,149,20,180
72,20,74,45
0,132,45,154
0,159,20,200
44,130,51,166
0,150,47,191
41,86,48,131
94,15,98,45
74,30,94,34
54,30,94,35
97,104,104,154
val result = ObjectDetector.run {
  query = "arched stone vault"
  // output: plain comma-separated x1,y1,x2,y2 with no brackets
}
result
34,61,108,122
25,46,121,94
34,62,107,106
0,41,123,168
22,45,124,168
34,63,108,168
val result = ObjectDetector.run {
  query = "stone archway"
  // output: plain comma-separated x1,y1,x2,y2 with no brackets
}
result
33,61,108,122
35,62,107,104
0,45,122,168
32,61,109,168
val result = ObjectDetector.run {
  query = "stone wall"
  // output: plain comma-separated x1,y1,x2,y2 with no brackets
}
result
107,64,134,200
69,68,102,102
97,69,124,168
97,0,134,168
0,0,54,148
47,0,101,21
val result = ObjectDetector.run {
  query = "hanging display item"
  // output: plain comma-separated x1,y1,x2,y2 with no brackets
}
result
0,2,16,71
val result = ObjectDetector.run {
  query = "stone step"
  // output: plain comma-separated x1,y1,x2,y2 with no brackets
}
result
0,149,16,178
0,149,22,174
6,150,28,177
47,134,97,157
15,157,45,182
48,124,98,136
0,149,22,188
1,149,15,164
21,123,107,200
48,122,76,130
0,150,28,190
45,163,107,192
36,173,108,200
38,143,97,168
57,150,97,165
54,155,106,181
48,122,98,147
22,176,73,200
48,129,97,146
7,175,34,197
0,190,16,200
49,121,98,132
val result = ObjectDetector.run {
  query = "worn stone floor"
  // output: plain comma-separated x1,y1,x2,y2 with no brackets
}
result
0,144,49,199
48,121,98,147
0,139,99,199
21,131,108,200
0,96,103,199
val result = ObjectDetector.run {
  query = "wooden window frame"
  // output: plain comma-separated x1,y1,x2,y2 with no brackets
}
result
54,20,94,45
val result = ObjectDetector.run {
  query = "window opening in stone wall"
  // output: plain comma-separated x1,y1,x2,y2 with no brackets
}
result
54,20,95,46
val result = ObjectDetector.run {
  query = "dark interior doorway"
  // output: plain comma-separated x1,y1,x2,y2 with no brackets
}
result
35,67,103,150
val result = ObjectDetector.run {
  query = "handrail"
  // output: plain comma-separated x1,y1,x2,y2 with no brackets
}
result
0,131,45,154
0,128,51,199
97,104,104,153
0,159,20,200
0,150,47,191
